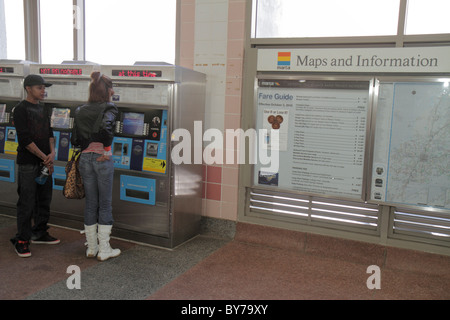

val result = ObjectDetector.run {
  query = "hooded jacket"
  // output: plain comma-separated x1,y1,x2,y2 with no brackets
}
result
71,102,118,151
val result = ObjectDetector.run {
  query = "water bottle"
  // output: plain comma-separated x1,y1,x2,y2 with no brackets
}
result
35,165,49,185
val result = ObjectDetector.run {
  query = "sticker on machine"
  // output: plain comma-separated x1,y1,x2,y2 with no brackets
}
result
143,158,166,173
4,127,18,155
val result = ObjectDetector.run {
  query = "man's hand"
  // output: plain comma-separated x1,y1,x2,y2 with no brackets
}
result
42,151,55,174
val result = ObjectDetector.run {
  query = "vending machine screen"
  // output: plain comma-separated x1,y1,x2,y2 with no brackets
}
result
122,112,145,136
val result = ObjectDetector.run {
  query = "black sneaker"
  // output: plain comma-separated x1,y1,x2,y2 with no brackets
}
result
10,239,31,258
32,233,60,245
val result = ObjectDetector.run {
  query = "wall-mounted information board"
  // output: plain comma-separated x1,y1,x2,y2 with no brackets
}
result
371,80,450,210
254,79,371,200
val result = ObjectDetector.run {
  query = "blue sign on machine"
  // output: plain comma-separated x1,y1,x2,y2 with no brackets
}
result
120,175,156,205
0,158,14,182
52,166,66,190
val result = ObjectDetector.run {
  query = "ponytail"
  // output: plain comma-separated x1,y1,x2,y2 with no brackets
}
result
88,71,113,103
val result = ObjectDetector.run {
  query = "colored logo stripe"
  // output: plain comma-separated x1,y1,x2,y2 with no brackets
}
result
277,52,291,66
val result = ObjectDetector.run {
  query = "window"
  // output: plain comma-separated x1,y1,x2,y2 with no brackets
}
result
40,0,74,63
252,0,400,38
1,0,25,60
85,0,176,65
405,0,450,35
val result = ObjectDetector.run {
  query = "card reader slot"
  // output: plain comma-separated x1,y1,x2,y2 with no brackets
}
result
54,178,66,187
0,170,11,178
125,189,150,200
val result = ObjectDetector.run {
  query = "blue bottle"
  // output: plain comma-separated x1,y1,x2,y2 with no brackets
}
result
35,166,49,185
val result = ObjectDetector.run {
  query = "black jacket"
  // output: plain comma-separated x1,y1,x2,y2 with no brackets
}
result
71,102,118,151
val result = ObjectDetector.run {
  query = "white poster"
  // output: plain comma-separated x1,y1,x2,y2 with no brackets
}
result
45,81,89,101
112,83,169,106
255,80,370,199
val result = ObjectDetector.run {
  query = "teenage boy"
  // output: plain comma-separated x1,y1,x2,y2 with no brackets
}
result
10,74,60,258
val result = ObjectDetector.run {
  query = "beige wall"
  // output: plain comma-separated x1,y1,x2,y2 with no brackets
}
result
179,0,246,222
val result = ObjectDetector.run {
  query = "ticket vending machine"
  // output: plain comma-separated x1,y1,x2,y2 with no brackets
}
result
101,63,205,248
7,62,205,248
0,60,30,209
28,62,100,220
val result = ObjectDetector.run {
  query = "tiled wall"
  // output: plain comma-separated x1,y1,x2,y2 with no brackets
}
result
179,0,246,221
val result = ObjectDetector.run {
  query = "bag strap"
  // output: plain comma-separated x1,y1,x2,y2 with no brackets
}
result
70,149,81,161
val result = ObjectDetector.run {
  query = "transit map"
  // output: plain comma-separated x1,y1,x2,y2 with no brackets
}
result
371,81,450,210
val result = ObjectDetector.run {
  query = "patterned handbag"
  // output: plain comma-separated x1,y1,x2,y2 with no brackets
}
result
63,150,85,199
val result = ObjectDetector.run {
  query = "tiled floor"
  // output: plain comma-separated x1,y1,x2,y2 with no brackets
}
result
1,213,449,301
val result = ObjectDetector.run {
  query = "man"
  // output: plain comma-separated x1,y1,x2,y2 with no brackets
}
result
10,74,60,258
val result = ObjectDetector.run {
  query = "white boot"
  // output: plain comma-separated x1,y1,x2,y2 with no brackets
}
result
83,224,98,258
97,225,121,262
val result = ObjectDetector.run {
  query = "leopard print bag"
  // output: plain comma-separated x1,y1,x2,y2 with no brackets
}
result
63,150,85,199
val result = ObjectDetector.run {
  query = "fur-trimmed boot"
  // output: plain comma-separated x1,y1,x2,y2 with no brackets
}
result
83,224,98,258
97,225,121,262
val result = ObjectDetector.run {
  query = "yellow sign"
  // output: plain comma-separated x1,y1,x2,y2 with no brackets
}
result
143,158,166,173
4,141,18,155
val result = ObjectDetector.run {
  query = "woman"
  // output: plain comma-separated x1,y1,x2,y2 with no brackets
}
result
71,71,120,261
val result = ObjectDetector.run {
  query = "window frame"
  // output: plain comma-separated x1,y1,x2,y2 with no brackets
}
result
17,0,450,63
249,0,450,48
39,0,76,64
21,0,179,64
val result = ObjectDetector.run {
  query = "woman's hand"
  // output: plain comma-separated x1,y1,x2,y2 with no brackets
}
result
96,155,110,162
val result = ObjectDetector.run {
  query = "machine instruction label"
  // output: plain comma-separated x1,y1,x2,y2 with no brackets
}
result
143,158,166,173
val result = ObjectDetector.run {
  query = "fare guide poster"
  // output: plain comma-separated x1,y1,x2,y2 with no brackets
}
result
255,80,370,200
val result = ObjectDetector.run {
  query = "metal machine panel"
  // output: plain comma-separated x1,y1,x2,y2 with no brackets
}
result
30,63,99,102
101,63,206,247
0,61,28,99
0,60,30,209
112,169,170,239
170,71,206,247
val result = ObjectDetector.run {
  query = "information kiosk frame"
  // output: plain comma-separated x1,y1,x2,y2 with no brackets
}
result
239,47,450,252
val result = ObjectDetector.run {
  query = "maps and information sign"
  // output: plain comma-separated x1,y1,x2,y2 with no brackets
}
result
255,48,450,211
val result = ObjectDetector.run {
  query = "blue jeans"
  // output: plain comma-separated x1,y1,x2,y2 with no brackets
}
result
78,152,114,226
16,163,53,241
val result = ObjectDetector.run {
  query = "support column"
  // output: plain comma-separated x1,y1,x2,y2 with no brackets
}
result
23,0,40,62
